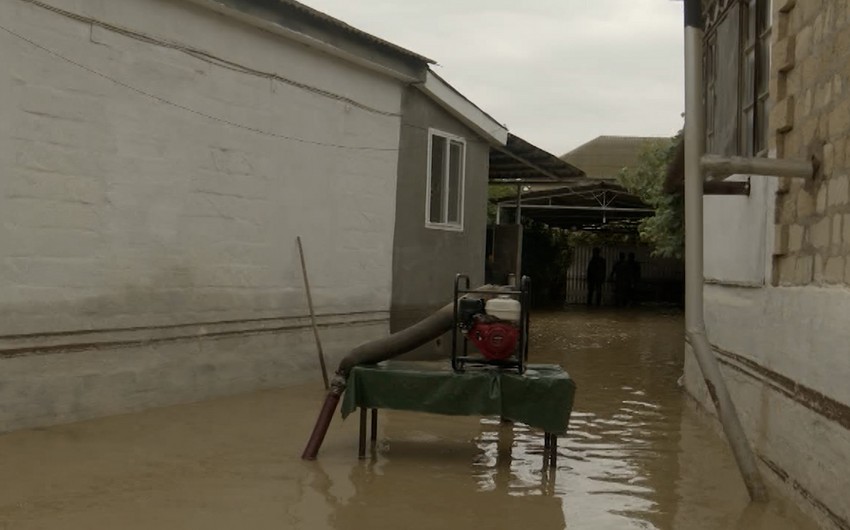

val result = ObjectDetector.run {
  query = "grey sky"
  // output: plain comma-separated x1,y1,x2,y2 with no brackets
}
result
303,0,685,156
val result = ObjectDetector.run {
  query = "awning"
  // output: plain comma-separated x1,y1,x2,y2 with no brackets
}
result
493,181,653,231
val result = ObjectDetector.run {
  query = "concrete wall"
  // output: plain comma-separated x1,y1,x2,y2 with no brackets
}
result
0,0,404,431
390,88,489,357
685,286,850,530
771,0,850,288
686,2,850,528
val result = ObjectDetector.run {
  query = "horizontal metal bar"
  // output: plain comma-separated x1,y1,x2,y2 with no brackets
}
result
457,289,522,294
495,204,653,213
489,178,575,185
493,189,624,204
457,356,521,366
701,154,814,180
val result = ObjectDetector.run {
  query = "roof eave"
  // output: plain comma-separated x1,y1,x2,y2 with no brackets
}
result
183,0,430,83
416,70,509,146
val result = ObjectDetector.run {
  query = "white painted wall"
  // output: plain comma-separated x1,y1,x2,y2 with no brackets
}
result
704,175,777,285
693,174,850,526
686,286,850,529
0,0,403,330
0,0,404,429
702,285,850,417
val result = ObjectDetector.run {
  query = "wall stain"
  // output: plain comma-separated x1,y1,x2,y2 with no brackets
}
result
713,345,850,432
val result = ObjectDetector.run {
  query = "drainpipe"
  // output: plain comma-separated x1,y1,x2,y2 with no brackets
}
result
683,0,768,502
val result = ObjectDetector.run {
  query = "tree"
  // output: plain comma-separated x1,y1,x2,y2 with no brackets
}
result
487,184,519,224
616,132,684,258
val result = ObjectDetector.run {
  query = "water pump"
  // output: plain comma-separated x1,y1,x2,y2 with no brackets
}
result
452,274,530,373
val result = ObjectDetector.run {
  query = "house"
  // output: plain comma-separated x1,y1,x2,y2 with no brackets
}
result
391,99,591,353
390,72,507,350
670,1,850,527
0,0,537,431
561,135,669,182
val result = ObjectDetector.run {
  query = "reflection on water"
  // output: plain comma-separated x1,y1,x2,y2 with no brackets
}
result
0,309,820,529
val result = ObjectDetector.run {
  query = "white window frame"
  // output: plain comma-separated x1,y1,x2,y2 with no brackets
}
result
425,128,466,232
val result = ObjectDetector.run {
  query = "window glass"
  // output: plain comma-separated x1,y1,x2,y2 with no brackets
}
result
429,135,446,223
447,140,463,224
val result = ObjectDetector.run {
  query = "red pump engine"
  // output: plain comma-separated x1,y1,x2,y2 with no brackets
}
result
467,320,519,360
452,275,530,373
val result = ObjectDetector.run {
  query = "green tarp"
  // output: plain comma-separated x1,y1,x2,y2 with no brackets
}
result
340,361,576,434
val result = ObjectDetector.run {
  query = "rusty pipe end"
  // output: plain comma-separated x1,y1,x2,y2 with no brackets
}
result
301,375,346,460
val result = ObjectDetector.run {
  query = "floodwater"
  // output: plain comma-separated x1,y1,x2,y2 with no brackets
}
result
0,309,822,529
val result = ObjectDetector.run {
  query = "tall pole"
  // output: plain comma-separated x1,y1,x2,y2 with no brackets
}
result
515,184,523,278
683,0,767,501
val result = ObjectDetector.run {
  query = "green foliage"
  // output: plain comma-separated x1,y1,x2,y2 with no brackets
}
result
616,132,684,258
487,184,517,224
567,227,640,248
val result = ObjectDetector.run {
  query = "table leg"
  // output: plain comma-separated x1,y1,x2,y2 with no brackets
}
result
358,407,367,459
370,408,378,445
549,435,557,467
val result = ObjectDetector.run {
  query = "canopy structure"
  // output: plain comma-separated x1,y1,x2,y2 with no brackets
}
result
492,181,653,231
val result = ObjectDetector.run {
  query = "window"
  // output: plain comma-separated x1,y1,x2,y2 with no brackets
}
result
704,0,772,157
426,129,465,230
746,0,772,155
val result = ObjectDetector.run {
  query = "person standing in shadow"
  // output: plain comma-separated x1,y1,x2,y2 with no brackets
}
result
586,247,606,306
611,252,629,307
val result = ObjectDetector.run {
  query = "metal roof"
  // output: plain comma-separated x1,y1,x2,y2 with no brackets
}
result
277,0,435,65
493,181,653,230
490,134,586,183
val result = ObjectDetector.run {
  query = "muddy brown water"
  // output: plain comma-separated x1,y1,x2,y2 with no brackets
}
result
0,309,821,529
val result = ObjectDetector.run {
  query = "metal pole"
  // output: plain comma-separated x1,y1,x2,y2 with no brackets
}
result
683,0,768,502
370,408,378,444
702,154,815,180
515,184,522,224
515,184,523,278
602,190,607,224
297,236,330,390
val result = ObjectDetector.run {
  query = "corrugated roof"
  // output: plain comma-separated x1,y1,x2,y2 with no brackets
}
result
492,181,652,230
559,136,666,180
277,0,434,64
490,134,586,183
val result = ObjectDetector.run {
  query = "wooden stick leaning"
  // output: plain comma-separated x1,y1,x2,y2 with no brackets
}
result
297,236,329,390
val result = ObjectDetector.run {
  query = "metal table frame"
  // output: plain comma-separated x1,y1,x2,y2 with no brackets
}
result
357,407,559,468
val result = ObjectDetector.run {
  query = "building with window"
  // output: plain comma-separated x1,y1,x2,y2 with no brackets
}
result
671,1,850,527
0,0,570,431
390,72,507,354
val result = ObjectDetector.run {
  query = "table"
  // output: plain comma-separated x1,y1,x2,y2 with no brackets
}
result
340,361,576,466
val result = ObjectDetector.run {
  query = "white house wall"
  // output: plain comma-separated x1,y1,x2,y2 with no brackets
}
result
693,176,850,526
685,285,850,529
703,175,776,285
0,0,403,431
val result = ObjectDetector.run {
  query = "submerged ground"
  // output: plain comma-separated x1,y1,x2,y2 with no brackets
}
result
0,309,820,529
